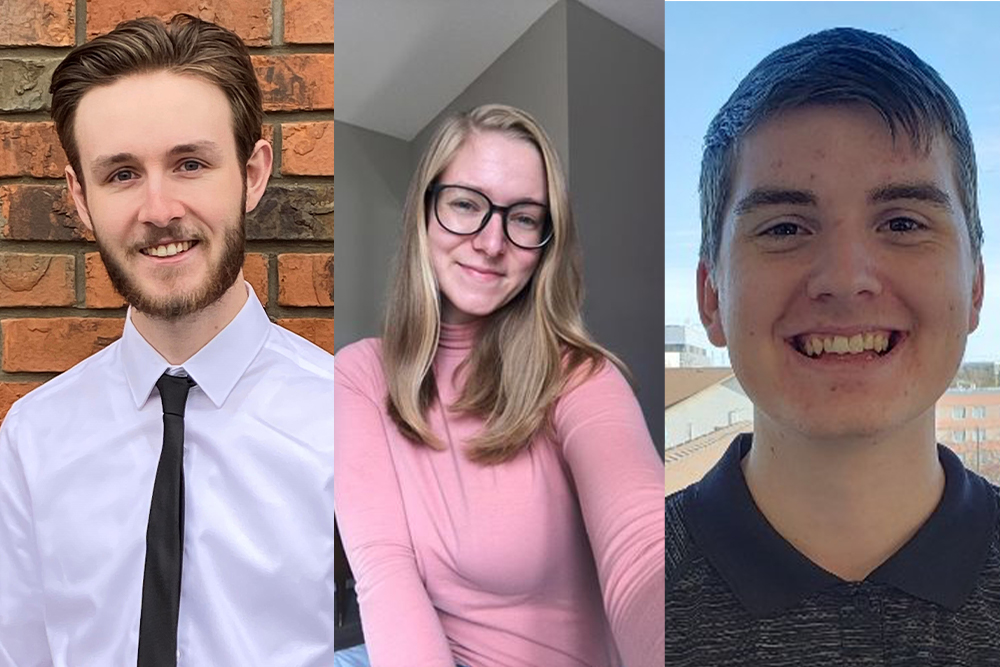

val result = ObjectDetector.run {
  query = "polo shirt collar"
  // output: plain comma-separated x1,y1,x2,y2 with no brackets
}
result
686,433,998,617
120,283,271,409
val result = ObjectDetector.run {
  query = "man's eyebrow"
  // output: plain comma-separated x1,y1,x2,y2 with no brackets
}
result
91,152,136,173
167,141,222,158
732,187,818,216
868,182,954,211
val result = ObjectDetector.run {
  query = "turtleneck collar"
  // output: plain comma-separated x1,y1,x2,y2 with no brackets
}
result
438,320,480,352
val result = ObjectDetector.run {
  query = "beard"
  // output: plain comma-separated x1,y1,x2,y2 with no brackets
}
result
94,191,247,320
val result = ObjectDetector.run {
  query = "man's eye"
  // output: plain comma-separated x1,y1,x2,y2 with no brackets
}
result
180,160,203,172
884,216,925,233
761,221,805,237
110,170,136,183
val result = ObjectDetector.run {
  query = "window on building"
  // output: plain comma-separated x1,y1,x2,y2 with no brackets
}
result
952,430,966,442
972,406,986,419
952,406,966,419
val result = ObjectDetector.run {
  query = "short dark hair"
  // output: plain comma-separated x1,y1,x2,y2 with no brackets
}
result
699,27,981,269
50,14,262,189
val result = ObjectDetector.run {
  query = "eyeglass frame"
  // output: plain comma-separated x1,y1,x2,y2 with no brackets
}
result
426,183,554,249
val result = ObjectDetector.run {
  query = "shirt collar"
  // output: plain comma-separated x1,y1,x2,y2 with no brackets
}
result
120,283,271,409
685,433,998,617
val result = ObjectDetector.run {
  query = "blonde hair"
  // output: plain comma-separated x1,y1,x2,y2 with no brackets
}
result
383,104,626,464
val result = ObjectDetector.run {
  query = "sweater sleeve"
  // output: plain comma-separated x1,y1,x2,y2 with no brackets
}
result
554,361,665,667
334,343,455,667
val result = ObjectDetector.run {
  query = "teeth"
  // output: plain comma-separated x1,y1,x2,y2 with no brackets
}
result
801,331,895,358
142,241,193,257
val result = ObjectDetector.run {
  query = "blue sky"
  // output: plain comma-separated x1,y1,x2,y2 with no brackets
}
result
664,2,1000,362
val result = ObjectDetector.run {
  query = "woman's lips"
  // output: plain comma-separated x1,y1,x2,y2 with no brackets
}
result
459,263,504,281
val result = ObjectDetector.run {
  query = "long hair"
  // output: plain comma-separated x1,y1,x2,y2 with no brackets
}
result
383,104,625,465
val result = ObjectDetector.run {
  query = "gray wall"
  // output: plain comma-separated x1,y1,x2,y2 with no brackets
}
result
336,0,665,453
334,122,412,348
566,1,665,453
412,1,571,169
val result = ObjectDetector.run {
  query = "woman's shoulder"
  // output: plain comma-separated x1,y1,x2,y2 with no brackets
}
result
560,353,631,398
335,338,386,389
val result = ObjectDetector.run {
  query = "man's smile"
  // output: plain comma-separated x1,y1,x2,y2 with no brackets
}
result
789,329,905,359
139,239,199,258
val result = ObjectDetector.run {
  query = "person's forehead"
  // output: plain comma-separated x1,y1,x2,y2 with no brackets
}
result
74,70,237,165
729,105,961,206
441,131,547,202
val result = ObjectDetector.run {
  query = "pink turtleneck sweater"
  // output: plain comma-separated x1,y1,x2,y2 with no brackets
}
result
334,324,664,667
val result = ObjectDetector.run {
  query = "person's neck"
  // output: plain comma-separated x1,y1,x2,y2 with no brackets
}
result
743,408,944,582
131,277,249,366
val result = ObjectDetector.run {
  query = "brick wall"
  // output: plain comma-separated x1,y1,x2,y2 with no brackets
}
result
0,0,334,419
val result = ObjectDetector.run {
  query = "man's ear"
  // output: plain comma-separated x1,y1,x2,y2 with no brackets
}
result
65,165,93,232
969,257,985,333
697,260,727,347
244,139,273,213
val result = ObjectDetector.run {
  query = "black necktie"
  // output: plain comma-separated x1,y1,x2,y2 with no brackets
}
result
138,373,195,666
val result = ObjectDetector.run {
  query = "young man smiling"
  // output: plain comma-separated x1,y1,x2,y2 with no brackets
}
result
0,16,335,666
665,28,998,665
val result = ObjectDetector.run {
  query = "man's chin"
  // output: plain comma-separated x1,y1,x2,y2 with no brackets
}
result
127,281,239,320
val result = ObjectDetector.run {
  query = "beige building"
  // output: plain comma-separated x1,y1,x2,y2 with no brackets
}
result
936,388,1000,484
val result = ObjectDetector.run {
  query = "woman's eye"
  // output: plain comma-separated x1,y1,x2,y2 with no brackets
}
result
450,199,480,213
511,214,540,228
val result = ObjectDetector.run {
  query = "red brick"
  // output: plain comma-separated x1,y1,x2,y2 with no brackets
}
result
84,253,127,309
253,54,335,111
261,124,274,146
0,382,44,422
0,121,68,178
277,318,334,355
0,185,91,242
277,253,333,307
2,317,123,373
281,122,334,176
243,252,268,307
284,0,333,44
0,254,75,307
0,0,75,46
87,0,271,46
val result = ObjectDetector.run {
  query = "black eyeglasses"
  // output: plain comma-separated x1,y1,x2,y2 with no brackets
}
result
428,184,553,249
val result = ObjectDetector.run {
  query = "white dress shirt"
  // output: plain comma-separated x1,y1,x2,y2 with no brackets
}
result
0,285,335,666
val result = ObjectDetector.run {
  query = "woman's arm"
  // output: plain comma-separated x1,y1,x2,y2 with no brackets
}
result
555,362,665,667
334,344,455,667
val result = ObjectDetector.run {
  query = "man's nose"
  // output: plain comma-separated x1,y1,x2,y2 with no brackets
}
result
137,177,184,227
805,230,883,301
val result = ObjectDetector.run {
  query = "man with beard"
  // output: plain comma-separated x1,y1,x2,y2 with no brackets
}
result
666,28,999,665
0,15,335,666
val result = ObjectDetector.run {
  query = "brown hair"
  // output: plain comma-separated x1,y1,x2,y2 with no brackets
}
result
383,104,626,465
50,13,262,188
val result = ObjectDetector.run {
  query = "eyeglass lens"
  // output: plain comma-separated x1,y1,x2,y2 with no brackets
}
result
435,186,550,248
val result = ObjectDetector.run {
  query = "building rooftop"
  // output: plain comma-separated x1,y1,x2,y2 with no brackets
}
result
664,367,734,409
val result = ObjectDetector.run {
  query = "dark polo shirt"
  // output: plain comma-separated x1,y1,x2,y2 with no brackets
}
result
665,434,1000,666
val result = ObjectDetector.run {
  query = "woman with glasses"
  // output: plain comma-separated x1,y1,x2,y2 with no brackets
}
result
335,105,663,667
